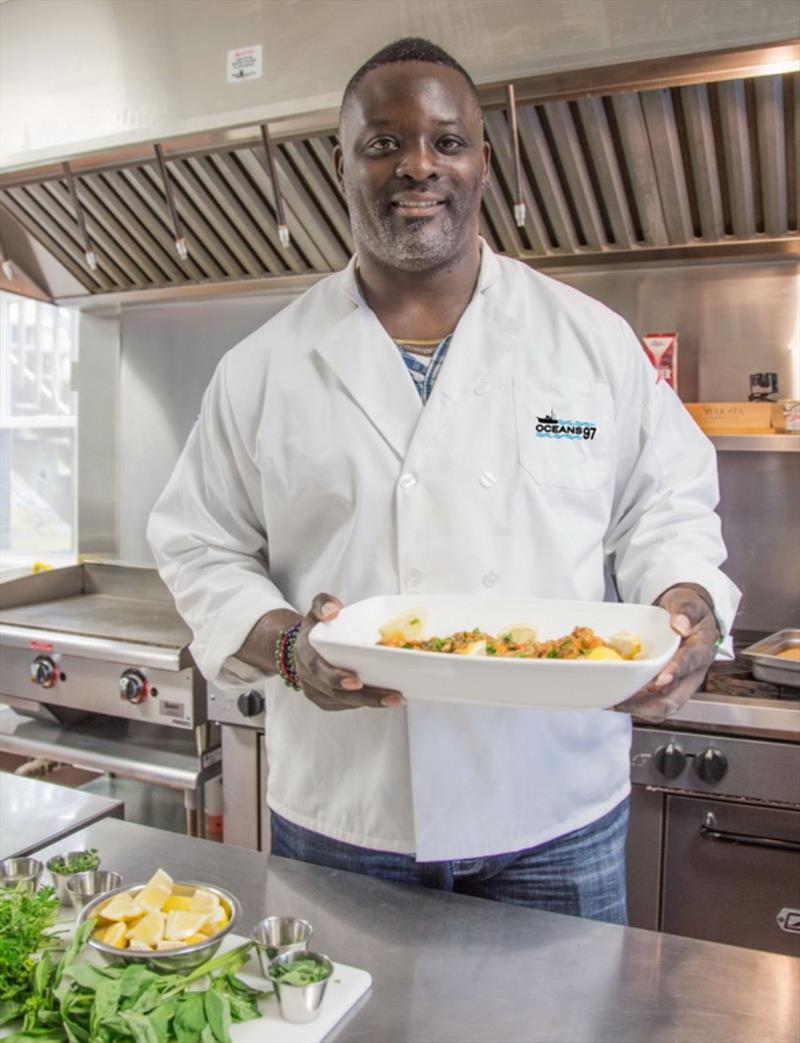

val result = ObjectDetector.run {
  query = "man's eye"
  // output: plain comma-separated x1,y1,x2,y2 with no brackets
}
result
439,137,465,152
367,137,397,152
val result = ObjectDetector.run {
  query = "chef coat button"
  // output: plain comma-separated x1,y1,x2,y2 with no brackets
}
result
399,472,417,491
479,471,497,488
475,382,491,395
482,571,500,588
404,569,422,589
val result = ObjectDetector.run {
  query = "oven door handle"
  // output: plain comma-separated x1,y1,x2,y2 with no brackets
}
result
700,812,800,853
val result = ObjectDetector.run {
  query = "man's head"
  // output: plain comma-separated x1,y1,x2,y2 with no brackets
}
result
335,38,490,274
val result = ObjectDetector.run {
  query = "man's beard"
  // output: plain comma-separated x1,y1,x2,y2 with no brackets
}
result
347,183,482,272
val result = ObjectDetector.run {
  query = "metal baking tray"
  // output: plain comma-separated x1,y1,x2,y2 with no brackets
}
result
741,629,800,687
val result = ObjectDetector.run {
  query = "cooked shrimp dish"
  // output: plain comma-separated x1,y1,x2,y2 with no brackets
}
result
377,612,642,661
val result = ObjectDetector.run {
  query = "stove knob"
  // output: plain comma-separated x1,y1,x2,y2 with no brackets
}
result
30,655,57,688
694,747,728,784
653,742,687,779
237,691,265,717
119,669,148,704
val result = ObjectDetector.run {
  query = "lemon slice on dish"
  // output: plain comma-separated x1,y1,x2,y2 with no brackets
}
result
379,610,427,643
189,889,220,915
607,631,642,660
136,868,174,913
101,893,144,922
585,646,624,661
501,624,538,644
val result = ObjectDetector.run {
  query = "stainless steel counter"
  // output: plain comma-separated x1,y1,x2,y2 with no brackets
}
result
30,819,799,1043
0,773,123,859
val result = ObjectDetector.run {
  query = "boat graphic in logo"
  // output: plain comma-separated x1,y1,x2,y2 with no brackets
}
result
535,407,597,441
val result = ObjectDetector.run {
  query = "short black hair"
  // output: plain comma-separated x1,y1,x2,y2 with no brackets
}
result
341,37,483,124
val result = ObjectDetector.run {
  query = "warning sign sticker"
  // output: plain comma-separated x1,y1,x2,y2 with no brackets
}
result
227,45,263,83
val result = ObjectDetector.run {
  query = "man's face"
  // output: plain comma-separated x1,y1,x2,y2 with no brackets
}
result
335,62,490,273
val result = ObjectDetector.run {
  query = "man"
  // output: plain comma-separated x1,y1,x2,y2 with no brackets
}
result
148,38,739,923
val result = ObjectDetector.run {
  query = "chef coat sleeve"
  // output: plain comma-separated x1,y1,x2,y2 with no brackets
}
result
147,356,295,688
605,317,741,638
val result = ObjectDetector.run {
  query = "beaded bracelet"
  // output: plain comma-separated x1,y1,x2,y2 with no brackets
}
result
275,621,302,691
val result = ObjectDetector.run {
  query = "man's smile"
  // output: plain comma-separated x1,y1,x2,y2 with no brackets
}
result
391,192,447,218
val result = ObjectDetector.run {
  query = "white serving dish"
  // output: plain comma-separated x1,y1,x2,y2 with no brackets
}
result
309,596,680,711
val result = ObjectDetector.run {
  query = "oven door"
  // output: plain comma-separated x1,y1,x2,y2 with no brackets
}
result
662,795,800,955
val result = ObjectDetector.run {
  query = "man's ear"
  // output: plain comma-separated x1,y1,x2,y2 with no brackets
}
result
481,140,491,187
333,143,345,194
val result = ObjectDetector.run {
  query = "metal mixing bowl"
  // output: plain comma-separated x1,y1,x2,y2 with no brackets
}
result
66,870,123,913
0,857,43,894
77,880,240,971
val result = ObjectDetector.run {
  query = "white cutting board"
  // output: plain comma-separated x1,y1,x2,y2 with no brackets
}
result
2,927,372,1043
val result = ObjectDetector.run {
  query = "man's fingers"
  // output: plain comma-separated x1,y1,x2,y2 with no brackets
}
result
309,591,342,622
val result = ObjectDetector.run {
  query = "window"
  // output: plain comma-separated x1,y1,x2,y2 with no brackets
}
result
0,291,78,572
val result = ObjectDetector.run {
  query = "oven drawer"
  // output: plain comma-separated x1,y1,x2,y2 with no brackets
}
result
662,795,800,955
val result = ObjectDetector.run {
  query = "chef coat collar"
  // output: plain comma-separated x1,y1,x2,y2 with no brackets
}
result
340,237,500,307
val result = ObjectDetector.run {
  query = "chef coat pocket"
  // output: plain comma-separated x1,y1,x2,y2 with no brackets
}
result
513,377,613,490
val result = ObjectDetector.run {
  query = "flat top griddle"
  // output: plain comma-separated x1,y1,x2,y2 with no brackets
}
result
0,593,191,650
0,562,192,654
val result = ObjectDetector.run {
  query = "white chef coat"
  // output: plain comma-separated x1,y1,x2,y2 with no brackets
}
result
147,241,740,861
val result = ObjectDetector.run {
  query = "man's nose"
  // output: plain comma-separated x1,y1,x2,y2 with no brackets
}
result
395,142,439,180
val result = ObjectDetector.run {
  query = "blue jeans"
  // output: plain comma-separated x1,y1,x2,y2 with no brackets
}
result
270,798,629,925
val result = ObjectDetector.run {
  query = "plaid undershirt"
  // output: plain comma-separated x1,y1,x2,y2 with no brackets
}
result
395,335,452,404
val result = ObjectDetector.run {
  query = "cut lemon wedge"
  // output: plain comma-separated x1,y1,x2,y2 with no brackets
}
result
188,888,220,915
585,646,624,661
378,609,427,643
103,922,128,948
137,868,174,913
164,910,209,941
162,895,192,912
101,893,144,922
128,939,154,952
127,910,165,946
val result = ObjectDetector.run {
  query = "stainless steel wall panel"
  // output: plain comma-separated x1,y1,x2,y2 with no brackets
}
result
541,100,609,251
640,89,696,244
755,77,789,237
484,109,553,256
611,94,670,247
515,105,578,253
717,80,757,238
574,97,637,249
678,85,725,241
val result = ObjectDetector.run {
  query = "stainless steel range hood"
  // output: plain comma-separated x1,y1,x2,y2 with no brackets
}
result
1,41,797,304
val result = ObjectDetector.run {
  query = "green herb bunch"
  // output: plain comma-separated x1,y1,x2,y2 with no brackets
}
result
4,919,268,1043
271,957,330,986
0,883,60,1027
47,850,100,875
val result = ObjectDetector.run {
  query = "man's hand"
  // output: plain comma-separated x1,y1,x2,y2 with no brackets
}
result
295,593,405,712
614,584,720,722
